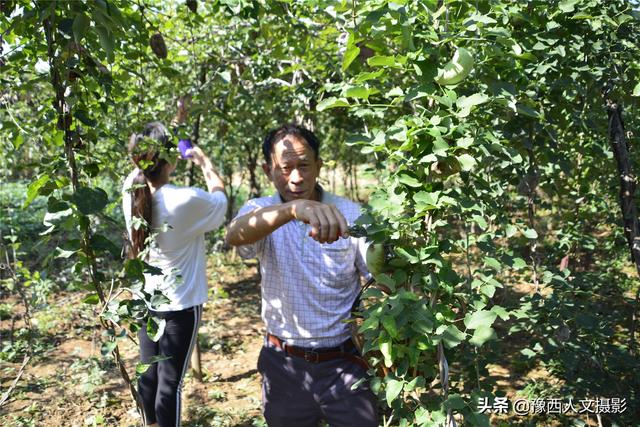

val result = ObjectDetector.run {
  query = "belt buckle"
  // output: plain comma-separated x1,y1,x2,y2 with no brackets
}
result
303,349,320,363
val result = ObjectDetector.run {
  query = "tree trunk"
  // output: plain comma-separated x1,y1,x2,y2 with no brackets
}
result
247,150,261,198
606,102,640,355
185,66,207,188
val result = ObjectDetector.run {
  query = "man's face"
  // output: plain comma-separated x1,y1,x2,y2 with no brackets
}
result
263,134,322,202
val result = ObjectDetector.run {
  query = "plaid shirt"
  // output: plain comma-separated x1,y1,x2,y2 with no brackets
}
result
235,189,370,347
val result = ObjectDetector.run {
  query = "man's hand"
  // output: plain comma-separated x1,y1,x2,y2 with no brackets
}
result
290,200,348,243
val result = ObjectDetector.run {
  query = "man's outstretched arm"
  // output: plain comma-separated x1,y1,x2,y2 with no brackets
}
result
226,200,349,246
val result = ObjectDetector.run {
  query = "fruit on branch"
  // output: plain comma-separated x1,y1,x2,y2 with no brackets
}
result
434,47,474,86
186,0,197,13
1,0,14,17
366,243,387,277
149,33,168,59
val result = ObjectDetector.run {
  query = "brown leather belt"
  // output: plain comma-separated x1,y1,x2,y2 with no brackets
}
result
267,333,369,370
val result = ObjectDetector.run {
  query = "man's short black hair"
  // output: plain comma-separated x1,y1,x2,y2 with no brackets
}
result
262,123,321,164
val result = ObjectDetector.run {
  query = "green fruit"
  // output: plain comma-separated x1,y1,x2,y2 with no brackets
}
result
434,47,474,86
366,243,386,277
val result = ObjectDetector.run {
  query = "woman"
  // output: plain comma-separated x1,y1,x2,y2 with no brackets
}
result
122,115,227,427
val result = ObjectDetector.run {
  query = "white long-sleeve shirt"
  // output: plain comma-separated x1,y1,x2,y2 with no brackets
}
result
123,169,227,311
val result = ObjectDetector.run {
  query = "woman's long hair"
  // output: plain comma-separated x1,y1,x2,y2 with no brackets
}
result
127,122,173,259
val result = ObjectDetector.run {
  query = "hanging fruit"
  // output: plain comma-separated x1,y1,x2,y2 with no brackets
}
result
149,33,167,59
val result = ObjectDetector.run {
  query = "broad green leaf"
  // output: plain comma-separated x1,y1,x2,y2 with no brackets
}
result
101,341,117,356
342,44,360,71
457,154,477,172
397,173,422,188
71,187,109,215
443,394,466,410
469,325,496,347
456,93,488,109
441,324,466,348
72,13,90,44
464,310,497,330
414,191,440,209
147,317,166,342
316,97,349,111
559,0,580,13
379,338,393,367
82,294,100,304
386,379,403,406
381,315,399,339
633,82,640,97
125,259,144,281
367,55,399,68
94,25,114,62
135,362,151,375
90,234,121,257
24,174,50,208
523,228,538,239
491,305,510,321
345,86,371,100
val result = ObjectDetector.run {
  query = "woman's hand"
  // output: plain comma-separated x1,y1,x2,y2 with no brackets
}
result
185,146,205,167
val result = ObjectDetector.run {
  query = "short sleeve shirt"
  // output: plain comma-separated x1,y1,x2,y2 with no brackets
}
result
123,169,227,311
235,190,370,347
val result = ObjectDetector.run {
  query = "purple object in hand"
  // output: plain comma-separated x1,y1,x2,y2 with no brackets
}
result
178,139,193,159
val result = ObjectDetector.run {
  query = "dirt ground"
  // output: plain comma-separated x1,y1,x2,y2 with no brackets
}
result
0,253,613,427
1,255,265,427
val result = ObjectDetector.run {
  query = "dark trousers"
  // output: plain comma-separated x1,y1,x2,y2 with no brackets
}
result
257,336,378,427
137,305,202,427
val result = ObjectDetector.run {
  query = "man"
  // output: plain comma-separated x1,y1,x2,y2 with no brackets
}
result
226,124,378,427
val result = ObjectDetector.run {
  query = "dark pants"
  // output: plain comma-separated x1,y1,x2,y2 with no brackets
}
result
137,305,202,427
257,337,378,427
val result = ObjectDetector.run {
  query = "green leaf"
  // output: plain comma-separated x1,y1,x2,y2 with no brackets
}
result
443,394,466,410
559,0,580,13
82,294,100,305
457,154,477,172
633,82,640,97
135,362,151,375
71,187,109,215
94,25,114,62
147,317,166,342
456,93,488,109
125,259,144,281
90,234,121,257
381,315,399,339
523,228,538,239
24,174,51,208
386,379,404,406
397,173,422,188
469,325,496,347
342,44,360,71
101,340,117,356
367,55,399,68
491,305,510,321
72,13,91,44
464,310,497,330
441,324,466,348
345,86,371,100
316,97,349,111
379,338,393,367
414,191,440,210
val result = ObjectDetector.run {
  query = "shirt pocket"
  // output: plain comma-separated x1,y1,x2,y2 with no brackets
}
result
320,240,356,287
